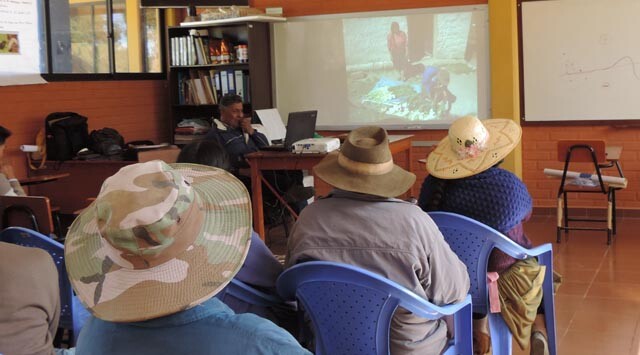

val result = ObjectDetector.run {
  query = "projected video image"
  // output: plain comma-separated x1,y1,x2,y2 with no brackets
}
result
343,12,479,123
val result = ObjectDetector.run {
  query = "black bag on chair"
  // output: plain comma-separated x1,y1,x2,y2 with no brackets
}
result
45,112,89,161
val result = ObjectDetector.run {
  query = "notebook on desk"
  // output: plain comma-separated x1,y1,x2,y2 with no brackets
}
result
260,110,318,152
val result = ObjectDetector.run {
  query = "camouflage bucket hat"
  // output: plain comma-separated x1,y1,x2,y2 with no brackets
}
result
64,161,252,322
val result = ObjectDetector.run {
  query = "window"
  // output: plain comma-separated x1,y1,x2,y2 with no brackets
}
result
45,0,164,79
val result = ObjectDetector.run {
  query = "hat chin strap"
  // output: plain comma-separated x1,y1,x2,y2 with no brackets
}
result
338,153,394,176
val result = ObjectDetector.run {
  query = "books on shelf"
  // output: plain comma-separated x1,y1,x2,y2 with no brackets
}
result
177,69,219,105
174,118,211,145
174,134,207,145
170,32,249,67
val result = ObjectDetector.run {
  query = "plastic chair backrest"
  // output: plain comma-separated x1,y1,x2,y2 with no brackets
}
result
428,211,557,355
0,195,55,236
277,261,472,355
216,278,285,310
0,227,88,345
557,140,606,162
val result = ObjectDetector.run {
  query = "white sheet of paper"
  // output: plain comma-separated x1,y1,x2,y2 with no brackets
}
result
254,108,286,144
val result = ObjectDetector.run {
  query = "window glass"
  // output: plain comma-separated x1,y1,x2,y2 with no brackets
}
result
49,0,161,74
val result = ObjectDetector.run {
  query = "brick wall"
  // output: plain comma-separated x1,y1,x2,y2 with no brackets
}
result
0,80,171,182
522,125,640,209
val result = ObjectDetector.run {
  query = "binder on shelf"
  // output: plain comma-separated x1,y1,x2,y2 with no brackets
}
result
220,71,229,96
170,37,177,66
234,70,244,101
213,72,222,96
227,69,236,95
208,69,218,104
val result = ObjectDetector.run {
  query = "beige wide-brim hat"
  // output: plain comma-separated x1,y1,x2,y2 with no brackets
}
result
427,116,521,179
314,126,416,198
64,161,252,322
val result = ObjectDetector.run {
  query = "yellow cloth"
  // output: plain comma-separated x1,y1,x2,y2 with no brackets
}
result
497,258,546,350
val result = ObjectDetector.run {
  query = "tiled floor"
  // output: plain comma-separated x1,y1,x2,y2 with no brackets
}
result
268,213,640,355
519,214,640,355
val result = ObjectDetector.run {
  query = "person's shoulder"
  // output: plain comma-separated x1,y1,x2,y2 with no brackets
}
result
0,242,57,275
211,312,310,354
0,241,50,260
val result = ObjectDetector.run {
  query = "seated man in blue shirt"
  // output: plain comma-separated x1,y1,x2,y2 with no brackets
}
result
65,160,310,355
205,94,313,218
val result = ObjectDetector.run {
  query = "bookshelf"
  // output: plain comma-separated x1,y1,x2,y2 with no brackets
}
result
167,18,281,145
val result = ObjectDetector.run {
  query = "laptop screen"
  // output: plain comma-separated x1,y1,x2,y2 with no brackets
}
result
284,110,317,148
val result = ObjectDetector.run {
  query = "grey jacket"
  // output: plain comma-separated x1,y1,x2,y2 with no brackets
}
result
0,242,60,355
286,189,470,355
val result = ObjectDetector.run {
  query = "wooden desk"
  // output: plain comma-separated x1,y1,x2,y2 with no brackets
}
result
604,146,624,177
605,146,622,161
28,160,132,214
245,135,413,240
19,173,70,186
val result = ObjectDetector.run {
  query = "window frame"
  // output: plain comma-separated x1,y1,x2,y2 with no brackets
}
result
41,0,167,81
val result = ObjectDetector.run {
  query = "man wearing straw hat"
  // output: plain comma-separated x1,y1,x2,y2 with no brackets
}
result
65,161,310,354
286,126,470,355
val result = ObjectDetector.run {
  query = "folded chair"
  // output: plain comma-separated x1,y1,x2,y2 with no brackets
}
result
429,211,557,355
0,227,90,346
277,261,473,355
0,195,62,240
555,140,625,245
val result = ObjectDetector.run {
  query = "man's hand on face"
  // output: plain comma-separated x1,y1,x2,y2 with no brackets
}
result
240,117,255,135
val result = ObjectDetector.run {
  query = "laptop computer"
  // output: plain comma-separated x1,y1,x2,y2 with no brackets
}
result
261,110,318,152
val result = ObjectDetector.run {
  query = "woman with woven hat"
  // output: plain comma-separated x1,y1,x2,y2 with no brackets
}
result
66,161,310,355
419,115,550,355
286,126,470,355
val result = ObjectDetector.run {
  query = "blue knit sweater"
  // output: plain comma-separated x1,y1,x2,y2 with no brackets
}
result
419,167,532,233
419,167,534,272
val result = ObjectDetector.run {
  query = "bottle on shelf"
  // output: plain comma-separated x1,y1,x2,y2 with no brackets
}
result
220,40,230,64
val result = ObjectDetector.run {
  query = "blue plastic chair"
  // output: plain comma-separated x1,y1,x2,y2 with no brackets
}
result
428,212,557,355
0,226,90,346
277,261,473,355
216,277,289,311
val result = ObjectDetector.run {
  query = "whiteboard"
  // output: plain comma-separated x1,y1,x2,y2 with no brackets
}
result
521,0,640,122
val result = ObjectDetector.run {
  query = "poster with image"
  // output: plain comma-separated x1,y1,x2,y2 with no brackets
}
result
0,32,20,54
0,0,45,85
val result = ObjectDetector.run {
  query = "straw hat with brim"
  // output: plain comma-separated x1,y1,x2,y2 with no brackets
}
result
64,161,252,323
314,126,416,198
427,116,521,179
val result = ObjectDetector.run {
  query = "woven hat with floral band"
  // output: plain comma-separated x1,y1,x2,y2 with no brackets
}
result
64,160,252,323
314,126,416,198
427,116,522,179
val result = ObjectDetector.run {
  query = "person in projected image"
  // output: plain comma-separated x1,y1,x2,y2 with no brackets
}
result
387,21,409,79
421,65,457,116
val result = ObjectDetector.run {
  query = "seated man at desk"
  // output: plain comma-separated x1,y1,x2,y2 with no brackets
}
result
0,125,26,196
205,94,313,217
